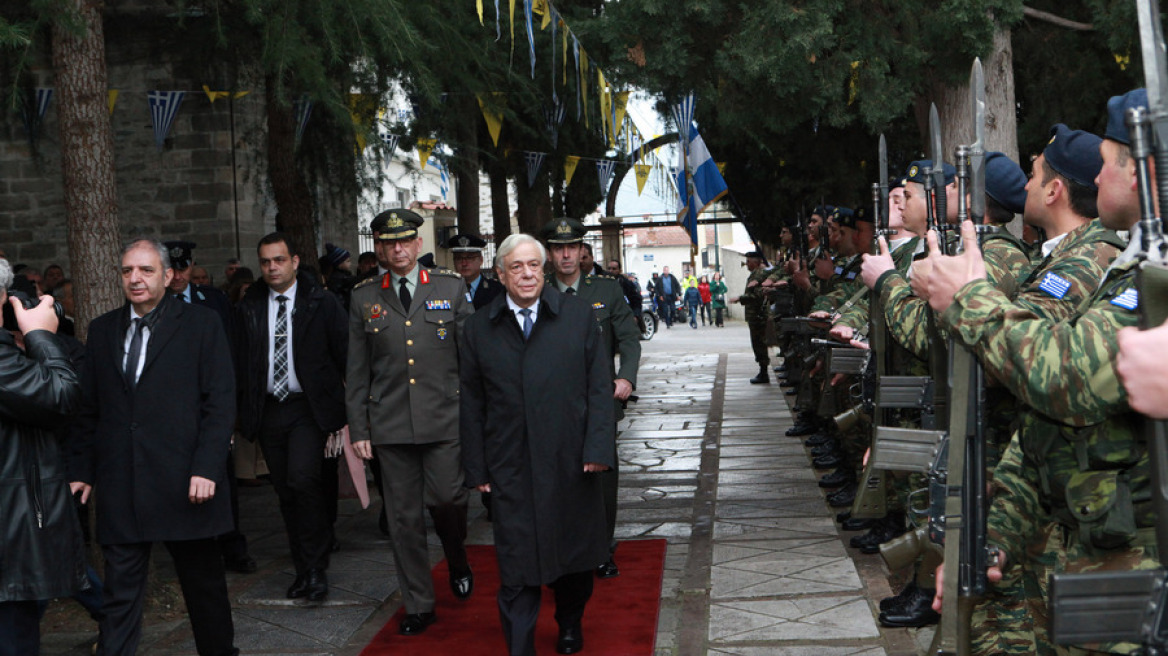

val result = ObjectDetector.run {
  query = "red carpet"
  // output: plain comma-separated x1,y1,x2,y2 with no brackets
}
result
360,539,667,655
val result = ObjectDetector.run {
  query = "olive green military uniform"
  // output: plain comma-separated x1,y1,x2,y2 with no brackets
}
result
742,265,774,368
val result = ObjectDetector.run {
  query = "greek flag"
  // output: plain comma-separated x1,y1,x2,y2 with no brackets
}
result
675,122,728,245
545,100,566,148
294,96,312,144
148,91,186,151
1038,272,1071,300
597,159,617,195
432,157,449,201
525,151,546,187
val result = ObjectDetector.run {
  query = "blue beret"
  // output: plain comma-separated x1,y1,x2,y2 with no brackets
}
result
831,206,857,229
1044,124,1102,190
984,152,1027,215
1104,89,1148,145
902,160,956,186
811,205,835,218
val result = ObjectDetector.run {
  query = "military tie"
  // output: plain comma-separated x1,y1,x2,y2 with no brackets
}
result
519,308,533,340
566,287,576,295
399,277,412,313
273,295,290,401
124,318,144,389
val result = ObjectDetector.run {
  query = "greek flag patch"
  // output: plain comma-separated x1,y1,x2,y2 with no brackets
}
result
845,271,858,280
834,266,844,276
1037,272,1071,299
1110,288,1139,310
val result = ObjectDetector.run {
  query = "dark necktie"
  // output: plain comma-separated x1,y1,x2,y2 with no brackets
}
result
519,308,533,340
273,295,290,401
124,318,143,389
399,278,412,313
566,287,576,295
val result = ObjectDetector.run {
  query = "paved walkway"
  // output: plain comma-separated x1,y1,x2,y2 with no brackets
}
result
41,320,930,655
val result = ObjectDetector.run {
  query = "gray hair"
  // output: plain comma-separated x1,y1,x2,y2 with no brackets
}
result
495,234,546,269
0,258,12,291
122,238,172,270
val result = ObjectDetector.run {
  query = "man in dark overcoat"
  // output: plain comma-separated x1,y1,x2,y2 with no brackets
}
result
71,238,237,656
460,233,615,656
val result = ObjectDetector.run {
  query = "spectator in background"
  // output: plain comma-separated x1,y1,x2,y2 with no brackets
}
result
0,258,85,656
220,259,241,294
226,268,256,306
710,272,728,327
683,282,701,329
654,267,680,328
319,243,356,311
605,259,642,318
191,265,213,287
43,264,65,293
579,242,605,277
51,279,76,337
357,251,379,280
698,275,712,326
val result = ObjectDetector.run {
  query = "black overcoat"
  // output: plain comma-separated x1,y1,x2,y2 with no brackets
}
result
72,295,235,544
460,287,614,586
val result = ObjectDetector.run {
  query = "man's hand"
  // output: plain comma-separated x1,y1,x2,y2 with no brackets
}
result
1118,322,1168,418
729,296,741,304
829,325,854,342
746,279,760,288
932,550,1007,612
927,221,987,314
70,482,92,504
613,379,633,401
476,483,491,493
849,338,870,350
584,462,610,473
353,439,373,460
861,236,895,290
188,476,216,504
814,255,835,280
10,294,58,335
830,373,848,387
792,268,812,291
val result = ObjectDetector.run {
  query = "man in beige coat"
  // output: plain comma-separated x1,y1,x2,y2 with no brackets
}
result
347,208,473,636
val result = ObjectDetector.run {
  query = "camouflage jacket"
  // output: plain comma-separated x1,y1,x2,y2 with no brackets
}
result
981,231,1033,293
810,255,863,315
837,237,922,331
741,266,773,324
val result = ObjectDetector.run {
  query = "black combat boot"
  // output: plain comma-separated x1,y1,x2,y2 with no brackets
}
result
750,367,770,384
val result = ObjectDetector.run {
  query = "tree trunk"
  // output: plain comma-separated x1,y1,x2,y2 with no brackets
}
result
515,167,551,236
488,159,512,247
454,97,480,234
266,79,318,267
52,0,121,342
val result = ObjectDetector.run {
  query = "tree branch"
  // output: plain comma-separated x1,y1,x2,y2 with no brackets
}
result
1023,6,1094,31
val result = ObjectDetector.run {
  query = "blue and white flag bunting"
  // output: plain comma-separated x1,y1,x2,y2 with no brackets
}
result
494,0,502,40
294,96,313,144
545,100,566,149
597,159,616,195
572,35,581,120
525,0,537,79
21,87,53,137
675,122,729,245
525,151,546,188
438,159,449,201
148,90,186,151
381,133,400,157
671,94,695,144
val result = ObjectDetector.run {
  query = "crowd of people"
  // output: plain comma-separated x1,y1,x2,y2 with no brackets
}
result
0,211,642,656
734,87,1168,655
644,267,728,329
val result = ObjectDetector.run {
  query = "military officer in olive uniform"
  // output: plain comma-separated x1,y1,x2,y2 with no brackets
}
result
542,218,641,579
731,251,773,383
347,209,474,636
445,233,505,311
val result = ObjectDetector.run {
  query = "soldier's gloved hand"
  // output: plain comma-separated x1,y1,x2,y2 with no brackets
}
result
1117,321,1168,418
927,221,986,314
860,236,895,290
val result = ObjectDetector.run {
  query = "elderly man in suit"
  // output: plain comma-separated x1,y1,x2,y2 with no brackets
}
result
461,233,615,655
71,238,237,656
347,209,474,636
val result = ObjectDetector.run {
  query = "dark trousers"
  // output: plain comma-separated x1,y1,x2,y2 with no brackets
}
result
657,298,674,326
498,571,593,656
714,307,724,326
0,600,40,656
100,540,236,656
216,454,249,564
259,396,333,575
686,300,700,327
748,321,770,367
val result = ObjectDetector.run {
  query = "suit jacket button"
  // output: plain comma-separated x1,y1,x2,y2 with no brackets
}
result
405,320,412,327
409,378,416,385
407,339,414,346
408,359,415,365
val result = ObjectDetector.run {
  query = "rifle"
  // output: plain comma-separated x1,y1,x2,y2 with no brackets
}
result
934,60,994,656
1049,2,1168,641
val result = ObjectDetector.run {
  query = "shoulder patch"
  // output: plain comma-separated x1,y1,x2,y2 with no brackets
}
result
1037,272,1072,299
1110,287,1139,311
434,268,461,278
353,276,378,290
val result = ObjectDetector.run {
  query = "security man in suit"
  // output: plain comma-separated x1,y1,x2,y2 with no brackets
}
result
445,233,504,311
542,218,641,579
162,240,256,575
347,209,474,636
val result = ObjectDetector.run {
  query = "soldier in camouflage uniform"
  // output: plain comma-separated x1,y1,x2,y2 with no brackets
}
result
731,252,774,383
927,89,1156,656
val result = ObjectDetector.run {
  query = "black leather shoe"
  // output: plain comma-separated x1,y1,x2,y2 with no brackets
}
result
773,365,787,373
286,574,308,599
818,468,854,488
556,624,584,654
810,442,838,458
784,388,799,395
749,372,770,384
450,566,474,599
785,422,818,437
827,482,857,507
878,586,939,628
841,516,878,531
835,510,852,523
224,556,258,574
812,453,843,469
853,515,906,554
804,433,833,447
880,580,919,611
399,612,438,635
596,558,619,579
303,569,328,602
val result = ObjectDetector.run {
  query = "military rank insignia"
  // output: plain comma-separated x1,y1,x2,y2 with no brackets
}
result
425,300,452,310
1037,272,1071,299
436,327,448,340
592,302,606,310
1110,287,1139,310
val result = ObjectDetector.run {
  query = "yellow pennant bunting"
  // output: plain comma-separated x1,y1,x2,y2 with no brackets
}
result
613,91,630,133
477,0,484,25
634,164,652,196
476,92,507,147
509,0,516,56
348,93,379,152
717,162,727,175
202,85,251,103
107,89,119,115
416,138,437,171
597,69,611,146
848,60,861,105
533,0,551,29
564,155,580,186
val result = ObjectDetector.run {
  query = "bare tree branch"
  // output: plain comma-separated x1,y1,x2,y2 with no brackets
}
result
1023,6,1095,31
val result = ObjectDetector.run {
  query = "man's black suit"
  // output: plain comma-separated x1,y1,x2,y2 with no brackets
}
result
470,275,505,311
74,294,237,656
233,272,348,578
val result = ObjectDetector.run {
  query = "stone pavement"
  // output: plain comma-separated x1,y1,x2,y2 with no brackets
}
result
40,320,930,655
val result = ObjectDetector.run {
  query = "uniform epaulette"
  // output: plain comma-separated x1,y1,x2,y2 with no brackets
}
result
432,268,461,278
353,275,380,290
